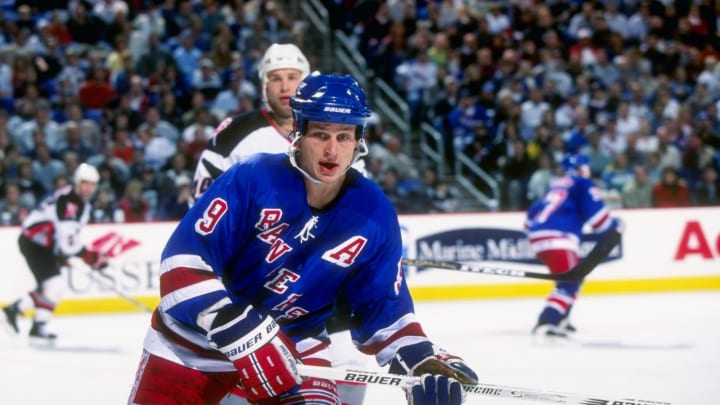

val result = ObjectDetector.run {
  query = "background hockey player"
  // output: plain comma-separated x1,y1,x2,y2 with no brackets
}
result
525,153,623,338
128,72,476,405
190,42,311,205
1,163,108,342
192,43,369,405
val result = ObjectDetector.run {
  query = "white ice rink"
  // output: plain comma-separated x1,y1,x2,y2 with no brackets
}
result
1,291,719,405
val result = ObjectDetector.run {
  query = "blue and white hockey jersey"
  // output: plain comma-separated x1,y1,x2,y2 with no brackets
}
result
145,153,425,371
525,175,615,254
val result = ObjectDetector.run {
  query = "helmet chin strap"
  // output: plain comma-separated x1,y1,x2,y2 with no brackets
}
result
288,137,369,185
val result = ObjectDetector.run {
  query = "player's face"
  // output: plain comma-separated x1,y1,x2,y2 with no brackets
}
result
578,165,591,178
77,181,97,200
298,121,358,183
265,68,305,119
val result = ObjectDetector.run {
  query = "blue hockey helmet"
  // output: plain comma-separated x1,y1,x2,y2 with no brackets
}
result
289,71,372,140
562,153,590,177
288,72,372,183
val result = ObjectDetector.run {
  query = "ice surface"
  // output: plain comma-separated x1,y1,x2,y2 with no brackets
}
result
1,292,718,405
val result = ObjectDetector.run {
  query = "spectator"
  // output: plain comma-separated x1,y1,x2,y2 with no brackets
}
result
65,102,102,149
95,162,125,201
652,166,691,207
181,108,215,146
500,139,536,210
156,90,185,129
622,164,654,208
419,166,460,213
527,152,560,202
91,184,123,223
13,101,64,155
15,157,46,207
67,1,108,45
78,67,117,111
0,181,32,226
157,153,192,202
446,87,491,155
681,133,716,188
191,58,223,100
136,32,176,78
116,179,151,223
520,86,552,141
692,165,720,206
136,126,177,172
656,125,683,170
371,132,419,182
601,153,634,208
59,121,95,162
31,142,66,193
138,105,181,144
172,29,204,81
110,128,135,165
394,46,438,126
379,167,413,213
157,174,192,220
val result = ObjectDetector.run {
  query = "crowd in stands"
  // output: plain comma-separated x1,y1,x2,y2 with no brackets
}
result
330,0,720,210
1,0,719,226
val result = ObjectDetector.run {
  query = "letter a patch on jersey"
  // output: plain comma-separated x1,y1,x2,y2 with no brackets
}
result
321,236,367,268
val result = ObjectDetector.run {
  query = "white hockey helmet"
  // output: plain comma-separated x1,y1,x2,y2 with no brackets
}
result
258,43,310,104
74,163,100,187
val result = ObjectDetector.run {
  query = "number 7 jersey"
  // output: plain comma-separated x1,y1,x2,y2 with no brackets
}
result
525,174,614,253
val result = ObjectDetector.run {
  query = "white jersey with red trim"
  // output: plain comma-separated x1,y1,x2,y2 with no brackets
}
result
191,109,292,206
21,185,91,257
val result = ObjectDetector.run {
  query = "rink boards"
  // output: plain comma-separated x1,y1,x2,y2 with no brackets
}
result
0,207,718,314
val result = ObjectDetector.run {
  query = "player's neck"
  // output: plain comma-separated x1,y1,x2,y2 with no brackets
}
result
305,179,343,209
270,114,294,137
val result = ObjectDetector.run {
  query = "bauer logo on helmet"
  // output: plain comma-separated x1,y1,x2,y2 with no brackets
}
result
323,107,351,114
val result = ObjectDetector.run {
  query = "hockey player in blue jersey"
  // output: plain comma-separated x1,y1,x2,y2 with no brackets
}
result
128,72,477,405
525,153,623,338
191,43,369,405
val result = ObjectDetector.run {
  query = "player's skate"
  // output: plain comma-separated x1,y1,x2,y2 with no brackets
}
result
558,316,577,334
532,321,568,344
29,321,57,346
1,303,20,336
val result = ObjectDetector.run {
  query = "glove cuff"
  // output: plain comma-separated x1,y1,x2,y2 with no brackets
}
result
208,305,280,361
389,341,435,376
390,341,479,385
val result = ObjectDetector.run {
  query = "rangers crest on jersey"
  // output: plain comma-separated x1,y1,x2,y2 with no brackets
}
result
294,216,318,243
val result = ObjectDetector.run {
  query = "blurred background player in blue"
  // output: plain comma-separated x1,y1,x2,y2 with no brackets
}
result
128,72,476,405
1,163,107,342
525,153,623,338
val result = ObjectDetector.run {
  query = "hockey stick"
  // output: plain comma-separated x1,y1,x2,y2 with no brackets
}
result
86,270,154,313
296,364,671,405
404,258,564,281
405,229,622,283
69,258,154,313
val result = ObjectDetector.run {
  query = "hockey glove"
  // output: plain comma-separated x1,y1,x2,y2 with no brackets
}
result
408,374,463,405
79,248,109,271
208,305,302,402
389,341,478,385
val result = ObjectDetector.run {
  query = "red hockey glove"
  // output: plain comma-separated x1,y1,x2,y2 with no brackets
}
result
80,248,109,271
208,306,301,402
